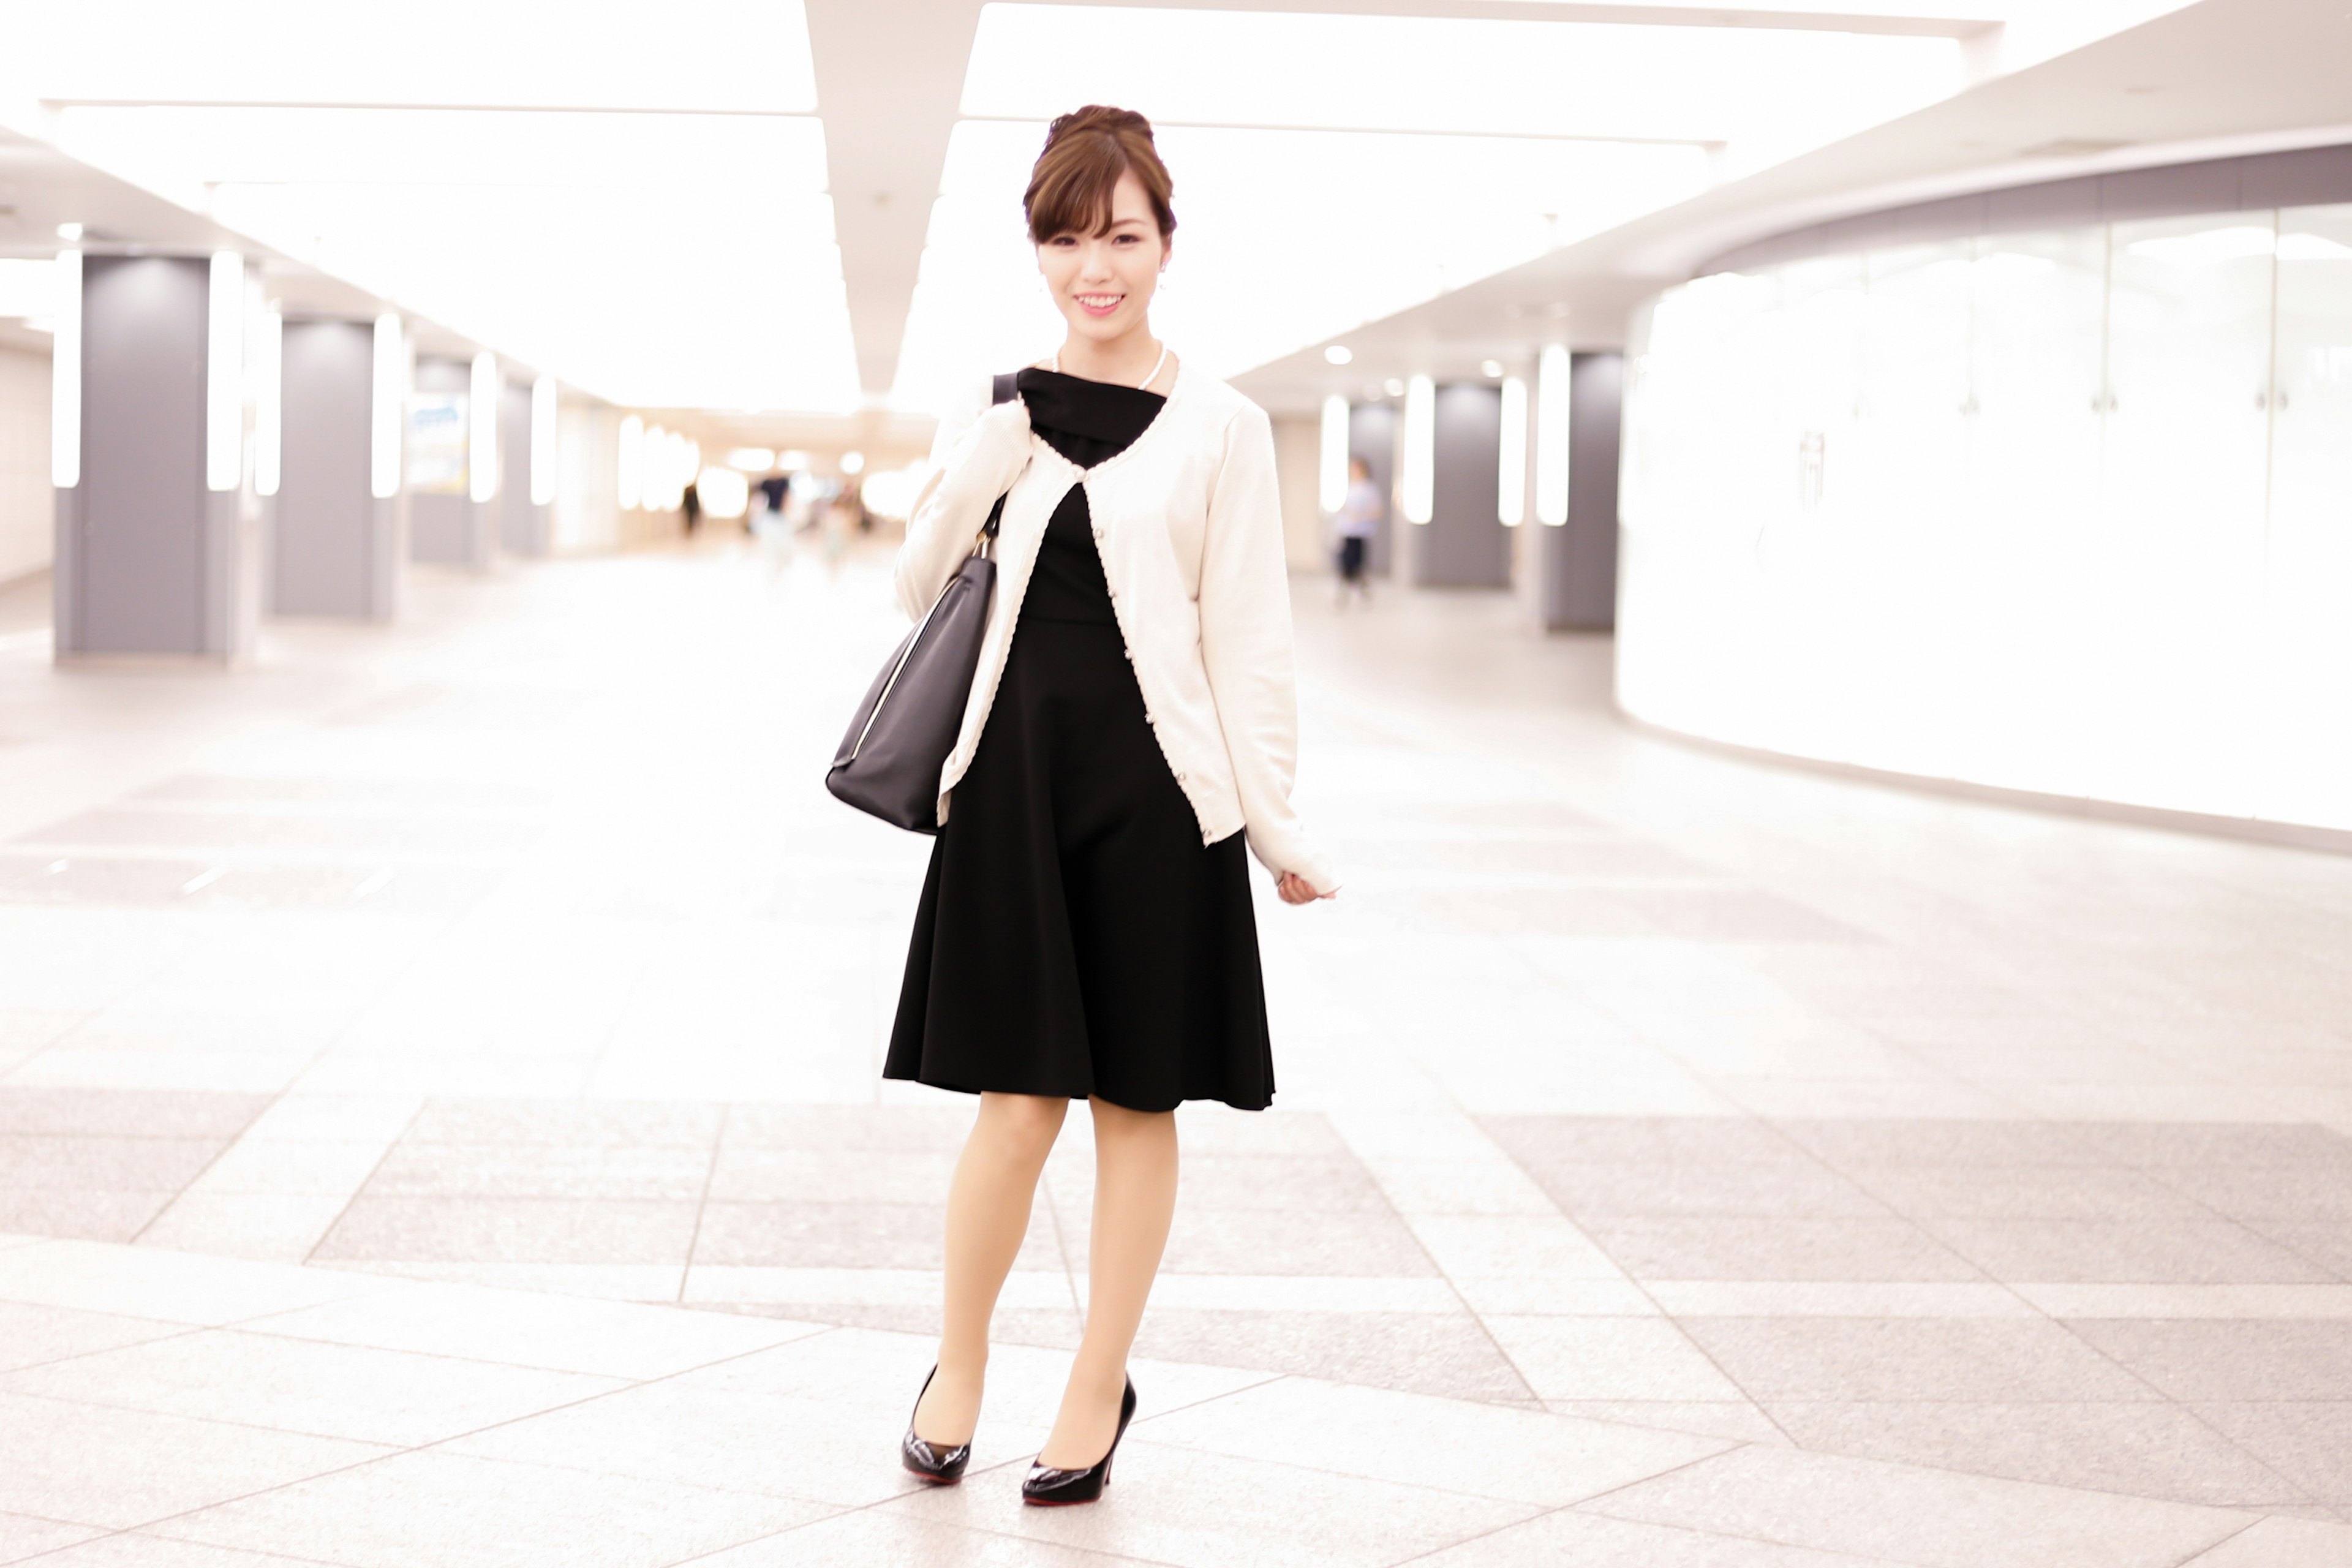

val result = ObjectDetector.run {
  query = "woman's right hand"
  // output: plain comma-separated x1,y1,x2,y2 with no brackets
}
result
1276,872,1333,905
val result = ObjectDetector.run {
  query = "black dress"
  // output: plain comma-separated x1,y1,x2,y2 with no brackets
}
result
883,369,1275,1113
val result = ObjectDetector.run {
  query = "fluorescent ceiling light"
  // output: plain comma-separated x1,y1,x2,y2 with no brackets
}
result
1498,377,1527,527
1325,345,1352,365
1319,396,1349,514
55,222,83,241
370,314,402,500
54,107,859,415
1401,375,1434,526
727,448,777,471
963,6,1965,156
18,0,816,113
894,119,1708,410
206,252,243,493
1482,360,1505,378
51,252,81,489
1535,345,1569,527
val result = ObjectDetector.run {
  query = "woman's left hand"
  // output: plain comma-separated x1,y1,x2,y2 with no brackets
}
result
1275,872,1333,905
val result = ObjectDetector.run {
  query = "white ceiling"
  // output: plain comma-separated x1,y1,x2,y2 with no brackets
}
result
1,0,2339,426
1228,0,2352,412
959,6,1968,146
1,0,854,412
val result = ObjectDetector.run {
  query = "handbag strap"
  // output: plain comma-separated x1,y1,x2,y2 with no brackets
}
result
976,371,1020,548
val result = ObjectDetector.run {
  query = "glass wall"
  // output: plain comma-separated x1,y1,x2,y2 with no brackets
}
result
1618,203,2352,833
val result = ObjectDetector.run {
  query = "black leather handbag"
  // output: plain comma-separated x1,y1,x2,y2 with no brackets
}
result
826,374,1020,832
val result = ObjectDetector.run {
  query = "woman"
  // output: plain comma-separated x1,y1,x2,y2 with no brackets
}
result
1332,455,1381,605
883,105,1337,1505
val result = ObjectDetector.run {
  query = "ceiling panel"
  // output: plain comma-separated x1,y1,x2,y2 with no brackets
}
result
892,118,1709,411
891,2,1993,407
55,105,859,412
53,107,835,191
962,5,1966,152
12,2,854,413
8,0,818,113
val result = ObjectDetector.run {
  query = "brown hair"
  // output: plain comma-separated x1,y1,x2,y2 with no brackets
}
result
1023,105,1176,244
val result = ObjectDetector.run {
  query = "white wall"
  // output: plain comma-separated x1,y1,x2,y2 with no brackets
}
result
1619,202,2352,833
0,343,53,585
552,400,690,553
1270,414,1325,573
552,400,620,554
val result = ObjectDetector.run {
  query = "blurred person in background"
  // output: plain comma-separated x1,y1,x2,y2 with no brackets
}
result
884,105,1337,1509
820,478,862,573
1330,454,1379,606
786,470,822,537
749,473,793,578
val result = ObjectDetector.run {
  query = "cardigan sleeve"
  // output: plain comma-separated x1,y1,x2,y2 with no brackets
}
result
892,382,1031,622
1195,402,1341,895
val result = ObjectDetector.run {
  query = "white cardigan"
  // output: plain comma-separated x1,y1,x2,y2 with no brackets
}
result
894,363,1338,896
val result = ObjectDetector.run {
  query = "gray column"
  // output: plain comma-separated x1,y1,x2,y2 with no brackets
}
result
499,380,549,556
272,320,403,619
409,356,496,568
53,255,258,660
1532,352,1622,631
1419,382,1509,589
1346,401,1398,578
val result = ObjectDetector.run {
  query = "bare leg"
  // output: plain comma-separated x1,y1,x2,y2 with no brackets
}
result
1039,1097,1178,1467
914,1091,1068,1445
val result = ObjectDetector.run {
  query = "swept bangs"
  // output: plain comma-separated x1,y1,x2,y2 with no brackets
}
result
1023,105,1176,244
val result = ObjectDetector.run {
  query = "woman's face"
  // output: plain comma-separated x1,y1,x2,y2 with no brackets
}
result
1036,169,1168,344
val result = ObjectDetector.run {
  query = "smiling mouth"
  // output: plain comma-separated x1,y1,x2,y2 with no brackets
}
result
1075,293,1123,316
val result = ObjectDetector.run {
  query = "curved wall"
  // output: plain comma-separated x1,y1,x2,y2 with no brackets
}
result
1618,150,2352,838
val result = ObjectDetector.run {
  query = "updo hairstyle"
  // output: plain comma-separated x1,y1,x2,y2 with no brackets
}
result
1023,105,1177,244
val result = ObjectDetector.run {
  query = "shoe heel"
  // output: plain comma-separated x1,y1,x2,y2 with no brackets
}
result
1021,1375,1135,1507
900,1365,972,1485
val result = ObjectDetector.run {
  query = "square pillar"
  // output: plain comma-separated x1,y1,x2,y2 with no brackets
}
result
54,254,260,660
272,318,404,619
408,356,497,568
499,378,549,556
1415,382,1509,589
1529,352,1623,631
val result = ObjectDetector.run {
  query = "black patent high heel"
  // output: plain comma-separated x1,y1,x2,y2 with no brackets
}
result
1022,1376,1136,1507
900,1365,971,1485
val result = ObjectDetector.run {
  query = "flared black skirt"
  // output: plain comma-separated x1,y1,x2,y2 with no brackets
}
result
883,616,1275,1113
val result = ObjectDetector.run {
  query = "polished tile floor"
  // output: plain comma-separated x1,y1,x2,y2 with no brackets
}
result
1,543,2349,1564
